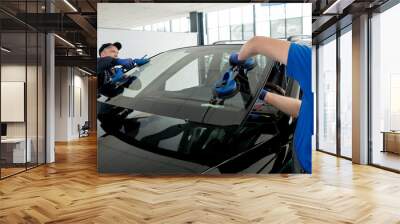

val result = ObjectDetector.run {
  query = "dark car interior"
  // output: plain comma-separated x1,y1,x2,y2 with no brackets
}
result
234,61,301,173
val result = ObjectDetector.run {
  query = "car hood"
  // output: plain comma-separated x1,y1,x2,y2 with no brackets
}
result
97,107,283,174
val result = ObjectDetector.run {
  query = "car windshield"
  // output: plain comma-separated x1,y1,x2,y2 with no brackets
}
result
102,45,275,126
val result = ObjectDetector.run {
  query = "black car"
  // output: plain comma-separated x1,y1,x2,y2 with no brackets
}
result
97,44,300,174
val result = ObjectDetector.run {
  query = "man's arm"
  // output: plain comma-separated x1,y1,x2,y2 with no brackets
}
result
238,36,290,65
262,92,301,118
97,57,117,75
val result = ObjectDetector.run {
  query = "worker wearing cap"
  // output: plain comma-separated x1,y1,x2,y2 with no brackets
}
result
230,37,312,173
97,42,149,98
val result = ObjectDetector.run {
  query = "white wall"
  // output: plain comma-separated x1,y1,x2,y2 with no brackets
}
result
55,67,89,141
97,3,246,30
1,65,26,139
1,65,33,138
1,63,46,164
97,28,198,59
71,74,89,138
55,66,68,141
1,65,26,125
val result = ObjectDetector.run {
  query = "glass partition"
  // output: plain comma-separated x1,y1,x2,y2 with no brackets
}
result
0,1,46,179
38,32,46,165
370,3,400,171
27,31,38,169
317,36,337,154
1,31,28,177
339,28,352,158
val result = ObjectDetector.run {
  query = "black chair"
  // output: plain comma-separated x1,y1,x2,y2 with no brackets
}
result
78,121,90,138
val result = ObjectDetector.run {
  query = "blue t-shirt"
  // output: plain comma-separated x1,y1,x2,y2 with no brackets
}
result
285,43,313,173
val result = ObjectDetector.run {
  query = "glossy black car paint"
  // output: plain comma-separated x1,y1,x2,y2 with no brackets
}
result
97,45,299,174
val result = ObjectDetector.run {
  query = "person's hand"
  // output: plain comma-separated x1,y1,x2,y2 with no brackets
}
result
111,68,126,83
229,52,255,70
258,89,269,102
133,55,150,66
115,58,135,70
253,103,264,111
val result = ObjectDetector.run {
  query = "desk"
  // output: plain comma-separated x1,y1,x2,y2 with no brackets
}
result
1,138,31,163
382,131,400,154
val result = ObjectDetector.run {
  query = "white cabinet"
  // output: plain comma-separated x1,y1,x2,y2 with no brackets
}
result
1,138,32,163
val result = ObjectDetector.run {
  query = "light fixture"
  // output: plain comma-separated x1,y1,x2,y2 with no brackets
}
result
63,0,78,12
76,48,85,55
78,67,92,76
75,42,85,48
1,47,11,53
322,0,354,15
54,34,75,48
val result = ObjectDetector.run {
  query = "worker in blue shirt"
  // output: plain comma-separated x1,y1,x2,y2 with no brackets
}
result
230,36,313,173
97,42,150,98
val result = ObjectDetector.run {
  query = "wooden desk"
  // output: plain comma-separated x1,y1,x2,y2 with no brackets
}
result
382,131,400,154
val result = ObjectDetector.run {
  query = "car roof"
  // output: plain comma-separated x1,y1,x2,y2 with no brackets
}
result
212,40,246,45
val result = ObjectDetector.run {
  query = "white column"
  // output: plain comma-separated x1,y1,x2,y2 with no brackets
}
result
46,32,55,163
352,14,369,164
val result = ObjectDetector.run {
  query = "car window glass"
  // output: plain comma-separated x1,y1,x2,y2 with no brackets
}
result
165,59,201,91
122,51,189,98
103,45,275,126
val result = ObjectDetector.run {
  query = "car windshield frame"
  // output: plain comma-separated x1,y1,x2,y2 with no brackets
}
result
100,45,275,127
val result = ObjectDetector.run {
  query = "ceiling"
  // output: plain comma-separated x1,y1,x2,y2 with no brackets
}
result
0,0,395,71
311,0,390,43
97,3,251,29
0,0,99,72
1,32,45,64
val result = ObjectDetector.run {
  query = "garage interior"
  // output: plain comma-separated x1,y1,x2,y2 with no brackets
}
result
0,0,399,223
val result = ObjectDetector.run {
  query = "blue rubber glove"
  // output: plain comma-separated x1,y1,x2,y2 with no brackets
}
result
229,52,255,70
115,58,135,70
111,68,125,83
133,55,150,66
258,89,269,102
